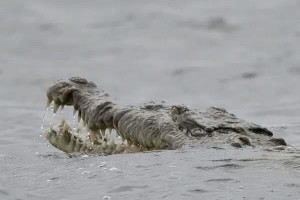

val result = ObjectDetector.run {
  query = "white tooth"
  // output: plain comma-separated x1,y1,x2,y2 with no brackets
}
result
73,109,77,116
79,120,84,128
53,103,60,113
101,129,106,136
100,129,106,141
108,128,112,134
63,121,69,133
81,114,86,126
61,105,64,111
85,115,89,123
171,106,180,115
82,117,86,126
81,113,85,122
47,98,53,107
95,131,101,140
61,116,66,125
87,119,93,128
89,130,97,142
116,130,122,138
78,112,81,123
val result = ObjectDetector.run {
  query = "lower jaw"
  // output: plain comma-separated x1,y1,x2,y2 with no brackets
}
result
45,124,152,155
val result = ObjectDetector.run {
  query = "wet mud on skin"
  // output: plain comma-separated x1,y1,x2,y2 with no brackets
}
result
1,0,300,200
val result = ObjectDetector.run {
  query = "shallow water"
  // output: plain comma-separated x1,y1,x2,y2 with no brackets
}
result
1,0,300,199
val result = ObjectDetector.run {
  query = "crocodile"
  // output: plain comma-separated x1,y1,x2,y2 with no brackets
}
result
44,77,290,155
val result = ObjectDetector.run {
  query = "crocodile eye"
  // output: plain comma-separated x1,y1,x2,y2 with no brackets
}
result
171,106,180,115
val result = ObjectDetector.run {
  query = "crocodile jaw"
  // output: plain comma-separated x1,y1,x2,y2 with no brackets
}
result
45,77,186,154
45,122,145,155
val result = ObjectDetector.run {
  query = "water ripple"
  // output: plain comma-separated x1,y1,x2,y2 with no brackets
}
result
108,185,148,193
196,163,244,170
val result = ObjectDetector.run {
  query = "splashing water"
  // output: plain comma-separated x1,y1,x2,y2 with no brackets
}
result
40,105,51,137
60,105,64,115
73,111,79,131
49,112,56,127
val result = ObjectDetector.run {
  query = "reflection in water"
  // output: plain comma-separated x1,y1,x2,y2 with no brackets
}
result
40,106,50,137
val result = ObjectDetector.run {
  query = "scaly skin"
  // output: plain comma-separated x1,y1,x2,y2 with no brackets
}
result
44,77,289,155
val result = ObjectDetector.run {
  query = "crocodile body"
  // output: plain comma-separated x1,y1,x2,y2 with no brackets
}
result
45,77,289,155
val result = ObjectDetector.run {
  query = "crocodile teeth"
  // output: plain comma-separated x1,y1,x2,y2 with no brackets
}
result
100,129,106,140
73,109,77,116
63,121,69,133
78,111,81,123
60,116,66,125
108,128,112,134
85,115,89,124
95,131,102,140
171,106,180,115
53,103,60,113
80,113,86,126
89,129,97,142
121,136,125,142
81,113,85,123
87,119,94,128
115,130,121,137
47,98,53,107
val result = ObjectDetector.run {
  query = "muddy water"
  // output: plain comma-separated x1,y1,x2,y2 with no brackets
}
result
0,0,300,199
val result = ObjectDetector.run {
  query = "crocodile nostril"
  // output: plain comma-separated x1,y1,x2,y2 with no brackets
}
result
205,127,214,133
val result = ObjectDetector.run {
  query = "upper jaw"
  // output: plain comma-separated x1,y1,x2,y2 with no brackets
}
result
46,77,97,111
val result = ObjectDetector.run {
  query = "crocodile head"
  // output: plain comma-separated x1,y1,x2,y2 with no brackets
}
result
45,77,188,155
44,77,289,155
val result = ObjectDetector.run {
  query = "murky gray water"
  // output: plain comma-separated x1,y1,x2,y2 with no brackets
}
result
1,0,300,199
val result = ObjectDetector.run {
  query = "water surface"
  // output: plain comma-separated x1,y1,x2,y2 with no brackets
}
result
0,0,300,199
